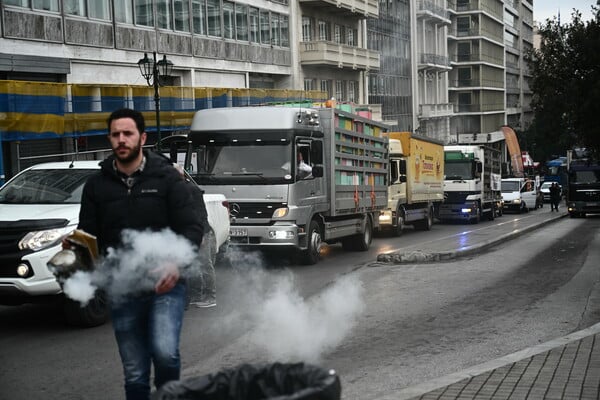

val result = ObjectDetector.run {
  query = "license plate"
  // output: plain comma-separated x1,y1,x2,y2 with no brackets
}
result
230,227,248,237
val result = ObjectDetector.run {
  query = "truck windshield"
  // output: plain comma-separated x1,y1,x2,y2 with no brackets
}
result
194,143,292,183
0,169,96,204
444,161,473,180
571,170,600,184
501,181,521,192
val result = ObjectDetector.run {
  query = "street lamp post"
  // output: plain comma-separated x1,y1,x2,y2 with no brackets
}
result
137,51,173,145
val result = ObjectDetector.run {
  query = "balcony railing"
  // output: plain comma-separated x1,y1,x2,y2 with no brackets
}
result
419,53,451,68
449,78,504,89
416,0,450,22
299,41,380,71
298,0,379,18
419,103,454,118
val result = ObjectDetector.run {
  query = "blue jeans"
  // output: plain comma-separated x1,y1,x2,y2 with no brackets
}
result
110,282,187,400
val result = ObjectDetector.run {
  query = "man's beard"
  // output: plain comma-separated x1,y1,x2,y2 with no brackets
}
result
113,140,142,164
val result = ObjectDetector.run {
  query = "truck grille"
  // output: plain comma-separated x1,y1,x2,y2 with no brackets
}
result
444,191,475,203
228,202,287,221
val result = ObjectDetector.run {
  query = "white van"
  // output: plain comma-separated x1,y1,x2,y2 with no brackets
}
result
501,177,539,212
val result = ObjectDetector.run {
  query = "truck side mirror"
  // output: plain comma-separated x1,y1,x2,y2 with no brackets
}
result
399,175,407,183
311,165,324,178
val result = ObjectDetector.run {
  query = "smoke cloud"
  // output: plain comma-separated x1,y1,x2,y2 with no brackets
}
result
204,249,365,364
61,228,199,305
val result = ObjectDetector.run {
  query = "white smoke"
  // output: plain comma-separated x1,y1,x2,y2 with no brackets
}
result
61,228,199,305
205,249,365,363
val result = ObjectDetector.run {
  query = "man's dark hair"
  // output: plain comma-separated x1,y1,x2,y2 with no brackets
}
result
107,108,145,134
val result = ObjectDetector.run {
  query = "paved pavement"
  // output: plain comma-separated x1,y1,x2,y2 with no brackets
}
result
375,210,600,399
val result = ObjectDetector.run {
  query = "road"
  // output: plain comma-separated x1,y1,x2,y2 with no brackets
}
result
1,209,599,400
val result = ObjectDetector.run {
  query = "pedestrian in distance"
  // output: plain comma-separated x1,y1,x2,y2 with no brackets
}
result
549,182,561,212
77,108,204,400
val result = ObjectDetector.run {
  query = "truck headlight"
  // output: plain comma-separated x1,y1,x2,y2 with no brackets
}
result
18,226,75,252
272,208,289,218
268,230,295,239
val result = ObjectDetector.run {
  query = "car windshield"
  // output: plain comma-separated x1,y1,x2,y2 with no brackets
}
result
0,169,97,204
501,181,521,192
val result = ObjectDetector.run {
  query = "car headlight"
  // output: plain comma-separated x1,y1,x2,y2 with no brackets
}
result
18,226,76,252
514,198,521,204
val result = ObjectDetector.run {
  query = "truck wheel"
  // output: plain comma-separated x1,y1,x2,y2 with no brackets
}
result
392,209,405,236
300,220,322,265
63,290,109,328
487,204,495,221
470,204,481,224
414,208,433,231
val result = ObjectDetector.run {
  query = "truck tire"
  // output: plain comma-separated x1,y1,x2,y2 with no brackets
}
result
470,203,481,224
392,208,405,236
414,208,433,230
63,290,109,328
300,220,322,265
487,204,495,221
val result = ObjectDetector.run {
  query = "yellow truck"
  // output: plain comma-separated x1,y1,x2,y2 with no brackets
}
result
379,132,444,235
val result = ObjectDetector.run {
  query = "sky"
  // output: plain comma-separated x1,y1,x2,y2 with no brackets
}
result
534,0,597,23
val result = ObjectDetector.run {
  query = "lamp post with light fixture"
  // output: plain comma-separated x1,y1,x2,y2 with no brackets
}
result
137,51,173,145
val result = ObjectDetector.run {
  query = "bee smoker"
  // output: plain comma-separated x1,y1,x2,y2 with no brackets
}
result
47,230,98,284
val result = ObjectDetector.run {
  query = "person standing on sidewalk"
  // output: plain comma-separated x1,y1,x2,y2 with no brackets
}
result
549,182,561,212
78,108,204,400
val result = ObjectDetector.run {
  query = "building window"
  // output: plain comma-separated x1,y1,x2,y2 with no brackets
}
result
334,24,342,44
114,0,134,23
260,10,270,44
156,0,172,29
235,4,248,41
346,27,355,46
6,0,59,12
457,42,471,62
304,79,316,91
192,0,206,34
318,20,329,41
348,81,356,102
457,16,470,36
207,0,221,37
223,1,234,39
64,0,111,20
132,0,153,26
249,7,259,43
302,16,312,42
321,80,332,99
174,0,190,32
271,13,280,46
457,67,471,86
458,92,472,112
335,80,344,101
280,15,289,47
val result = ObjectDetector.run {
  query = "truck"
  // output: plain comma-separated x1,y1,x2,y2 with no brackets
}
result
378,131,444,235
566,159,600,218
439,143,503,223
184,105,390,265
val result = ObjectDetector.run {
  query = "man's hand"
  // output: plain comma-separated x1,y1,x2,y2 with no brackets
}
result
154,263,180,294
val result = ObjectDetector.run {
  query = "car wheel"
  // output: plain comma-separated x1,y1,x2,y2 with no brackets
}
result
63,290,109,328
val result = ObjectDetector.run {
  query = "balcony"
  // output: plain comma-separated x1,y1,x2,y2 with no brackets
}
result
419,103,454,119
419,53,451,70
416,0,451,24
298,0,378,18
299,41,380,71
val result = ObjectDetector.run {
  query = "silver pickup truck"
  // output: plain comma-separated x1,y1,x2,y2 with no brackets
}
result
0,160,230,327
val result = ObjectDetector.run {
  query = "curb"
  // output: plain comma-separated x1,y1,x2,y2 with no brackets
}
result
375,321,600,400
374,213,567,265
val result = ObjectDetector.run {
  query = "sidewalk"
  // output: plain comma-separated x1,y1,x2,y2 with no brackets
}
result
380,322,600,400
375,211,600,399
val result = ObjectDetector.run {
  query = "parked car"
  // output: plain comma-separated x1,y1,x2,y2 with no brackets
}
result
540,181,561,202
0,161,229,327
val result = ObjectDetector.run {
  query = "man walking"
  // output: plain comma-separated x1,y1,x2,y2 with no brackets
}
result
549,182,561,212
78,108,204,400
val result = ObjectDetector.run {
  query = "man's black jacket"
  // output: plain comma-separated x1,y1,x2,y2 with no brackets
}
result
78,150,204,254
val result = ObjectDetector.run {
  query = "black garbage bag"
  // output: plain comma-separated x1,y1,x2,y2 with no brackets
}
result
153,362,341,400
